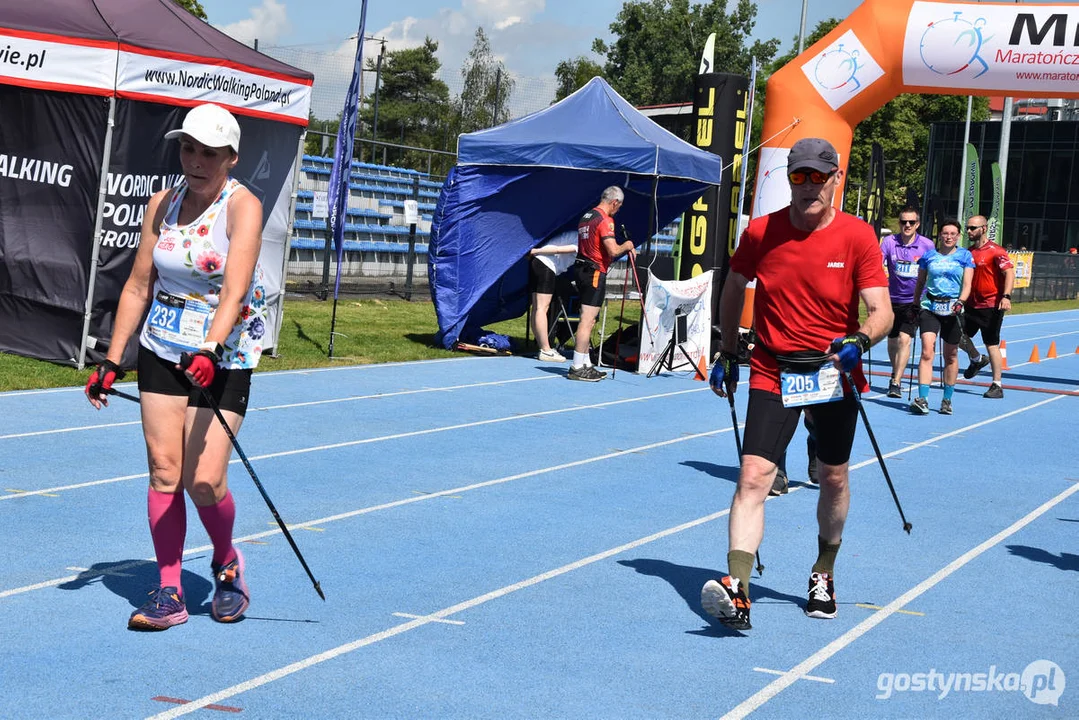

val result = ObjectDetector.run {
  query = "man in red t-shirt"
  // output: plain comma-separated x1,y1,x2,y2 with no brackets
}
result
700,137,892,631
567,186,635,382
960,216,1015,398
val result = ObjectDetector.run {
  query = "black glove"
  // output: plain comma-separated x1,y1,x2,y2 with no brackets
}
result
709,351,740,397
85,359,126,406
829,332,871,373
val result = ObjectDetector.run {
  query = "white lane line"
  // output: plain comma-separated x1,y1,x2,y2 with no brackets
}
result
720,478,1079,720
392,612,465,626
1003,329,1079,345
139,397,1070,717
0,377,556,441
0,387,707,501
753,667,834,684
0,356,487,399
0,426,732,599
145,507,741,720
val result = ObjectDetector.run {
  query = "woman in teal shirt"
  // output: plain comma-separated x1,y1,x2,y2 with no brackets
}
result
910,220,974,416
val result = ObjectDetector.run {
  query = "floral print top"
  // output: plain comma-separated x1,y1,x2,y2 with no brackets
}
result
139,178,267,369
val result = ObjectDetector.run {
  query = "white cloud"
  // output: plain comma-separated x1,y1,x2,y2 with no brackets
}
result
214,0,290,46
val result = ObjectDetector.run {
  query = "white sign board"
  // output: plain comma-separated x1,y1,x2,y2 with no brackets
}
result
312,191,328,219
403,199,420,226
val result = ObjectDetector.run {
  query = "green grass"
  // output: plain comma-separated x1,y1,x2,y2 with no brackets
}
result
0,295,1070,393
0,296,643,392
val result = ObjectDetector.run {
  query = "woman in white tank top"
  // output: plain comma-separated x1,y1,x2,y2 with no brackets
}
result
85,103,265,630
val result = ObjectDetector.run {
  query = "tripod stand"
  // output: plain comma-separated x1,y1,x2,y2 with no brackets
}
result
647,308,706,380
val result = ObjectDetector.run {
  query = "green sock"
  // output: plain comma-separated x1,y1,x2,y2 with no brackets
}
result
727,550,756,595
812,536,842,575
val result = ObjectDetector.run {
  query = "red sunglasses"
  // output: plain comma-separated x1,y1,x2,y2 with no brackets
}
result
788,170,836,185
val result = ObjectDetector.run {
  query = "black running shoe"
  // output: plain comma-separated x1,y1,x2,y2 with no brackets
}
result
940,399,953,415
983,383,1004,399
910,397,930,415
567,365,604,382
886,382,902,398
963,354,990,380
701,576,752,629
805,571,837,619
769,468,789,497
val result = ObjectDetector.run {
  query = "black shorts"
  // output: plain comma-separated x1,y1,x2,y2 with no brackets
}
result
919,311,963,346
742,389,859,466
529,257,558,295
137,344,252,416
961,307,1005,346
574,261,607,307
889,302,920,339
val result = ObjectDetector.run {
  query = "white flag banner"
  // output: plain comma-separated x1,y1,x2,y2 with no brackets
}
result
638,270,714,375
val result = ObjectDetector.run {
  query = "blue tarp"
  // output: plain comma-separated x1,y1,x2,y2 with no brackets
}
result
428,77,722,349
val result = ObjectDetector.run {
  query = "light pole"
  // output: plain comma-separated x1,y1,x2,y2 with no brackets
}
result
797,0,809,54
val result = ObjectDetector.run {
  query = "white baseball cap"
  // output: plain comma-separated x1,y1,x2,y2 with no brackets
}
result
164,103,241,153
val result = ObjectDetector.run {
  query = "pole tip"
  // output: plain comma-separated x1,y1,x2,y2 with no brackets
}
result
314,582,326,601
903,523,913,534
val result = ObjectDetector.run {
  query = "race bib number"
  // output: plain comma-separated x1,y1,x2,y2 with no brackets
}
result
780,365,843,408
146,291,211,351
895,260,918,278
930,298,953,316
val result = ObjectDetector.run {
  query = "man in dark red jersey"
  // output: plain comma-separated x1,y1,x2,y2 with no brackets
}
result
961,215,1014,398
568,186,635,382
700,137,893,630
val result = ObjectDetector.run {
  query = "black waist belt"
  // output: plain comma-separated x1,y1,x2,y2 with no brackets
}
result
755,339,831,374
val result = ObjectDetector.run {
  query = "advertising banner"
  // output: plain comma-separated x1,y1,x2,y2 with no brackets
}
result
0,85,106,362
904,3,1079,94
637,270,714,374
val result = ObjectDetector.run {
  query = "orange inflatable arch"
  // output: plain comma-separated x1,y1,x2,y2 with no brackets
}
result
741,0,1079,325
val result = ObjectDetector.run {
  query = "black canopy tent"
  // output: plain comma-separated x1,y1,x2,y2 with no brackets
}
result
0,0,313,367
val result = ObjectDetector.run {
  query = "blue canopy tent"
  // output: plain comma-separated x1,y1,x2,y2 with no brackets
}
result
428,77,722,349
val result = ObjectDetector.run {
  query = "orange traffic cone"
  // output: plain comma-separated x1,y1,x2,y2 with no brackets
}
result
1000,339,1008,370
1047,341,1058,359
1029,345,1040,363
694,354,708,381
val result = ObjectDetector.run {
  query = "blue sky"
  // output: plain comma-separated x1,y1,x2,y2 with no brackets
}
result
200,0,866,117
199,0,1079,118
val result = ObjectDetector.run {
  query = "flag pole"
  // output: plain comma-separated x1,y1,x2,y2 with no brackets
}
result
326,3,368,358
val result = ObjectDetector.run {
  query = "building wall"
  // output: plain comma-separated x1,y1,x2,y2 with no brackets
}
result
925,121,1079,253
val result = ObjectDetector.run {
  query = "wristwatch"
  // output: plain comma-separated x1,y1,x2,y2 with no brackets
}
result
1002,293,1011,300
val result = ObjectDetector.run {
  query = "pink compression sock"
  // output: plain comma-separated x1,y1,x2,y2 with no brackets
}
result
196,490,238,568
147,488,187,592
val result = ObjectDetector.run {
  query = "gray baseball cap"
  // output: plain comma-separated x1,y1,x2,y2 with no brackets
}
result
787,137,839,173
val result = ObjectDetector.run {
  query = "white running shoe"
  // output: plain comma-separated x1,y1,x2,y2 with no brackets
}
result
538,348,567,363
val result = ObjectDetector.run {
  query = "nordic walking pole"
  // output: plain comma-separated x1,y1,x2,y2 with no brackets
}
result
907,332,918,401
132,364,328,600
842,370,913,534
718,368,764,575
611,258,631,378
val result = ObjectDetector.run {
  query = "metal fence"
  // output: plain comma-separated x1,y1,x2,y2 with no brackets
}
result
1014,251,1079,303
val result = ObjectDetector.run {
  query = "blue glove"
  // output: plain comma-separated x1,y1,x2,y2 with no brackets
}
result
709,352,740,396
829,332,871,373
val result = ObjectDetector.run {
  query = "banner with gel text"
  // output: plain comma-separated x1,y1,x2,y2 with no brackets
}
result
637,270,714,374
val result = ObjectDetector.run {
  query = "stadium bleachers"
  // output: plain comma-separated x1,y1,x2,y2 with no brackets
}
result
287,156,681,288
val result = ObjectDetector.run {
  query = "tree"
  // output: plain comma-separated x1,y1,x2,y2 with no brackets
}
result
171,0,207,21
457,27,515,133
553,57,605,102
358,37,454,173
589,0,779,106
